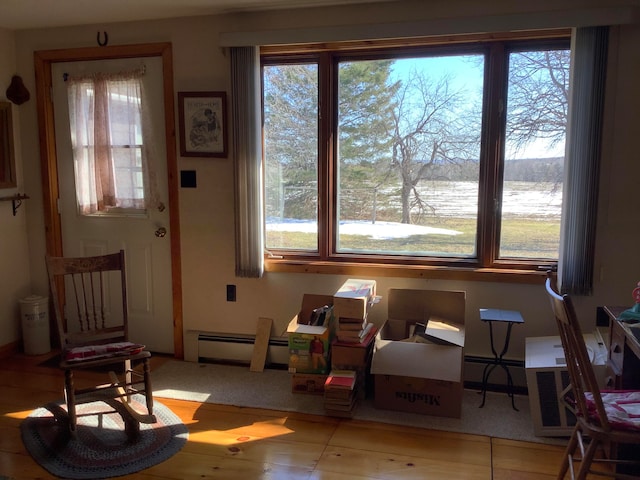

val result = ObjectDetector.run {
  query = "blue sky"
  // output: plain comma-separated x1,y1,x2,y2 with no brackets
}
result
389,55,565,160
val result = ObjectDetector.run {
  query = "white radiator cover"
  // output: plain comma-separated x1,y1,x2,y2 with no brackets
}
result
525,333,607,436
188,332,289,367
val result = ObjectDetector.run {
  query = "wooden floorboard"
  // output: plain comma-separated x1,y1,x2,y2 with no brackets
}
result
0,351,570,479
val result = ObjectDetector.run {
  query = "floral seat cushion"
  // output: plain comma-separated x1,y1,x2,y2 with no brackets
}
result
585,390,640,431
64,342,145,362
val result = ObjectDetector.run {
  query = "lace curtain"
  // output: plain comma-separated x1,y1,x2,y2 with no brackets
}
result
66,68,160,214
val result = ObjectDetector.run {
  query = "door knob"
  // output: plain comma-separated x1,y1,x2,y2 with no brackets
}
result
155,227,167,238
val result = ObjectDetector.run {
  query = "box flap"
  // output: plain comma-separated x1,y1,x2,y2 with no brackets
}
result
388,289,465,325
287,294,335,333
415,316,465,347
371,336,462,382
287,317,328,335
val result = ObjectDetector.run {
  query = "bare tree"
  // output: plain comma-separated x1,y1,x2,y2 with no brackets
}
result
505,49,570,155
390,68,482,224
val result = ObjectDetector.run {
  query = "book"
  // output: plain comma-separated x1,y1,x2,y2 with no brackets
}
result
337,318,368,331
336,322,374,343
324,369,357,390
324,370,359,415
336,327,367,337
324,388,355,401
333,324,377,348
324,395,358,410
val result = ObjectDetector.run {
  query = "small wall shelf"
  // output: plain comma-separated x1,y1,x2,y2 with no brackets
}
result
0,193,29,216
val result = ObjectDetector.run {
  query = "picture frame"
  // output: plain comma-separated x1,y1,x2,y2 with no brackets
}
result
178,91,228,158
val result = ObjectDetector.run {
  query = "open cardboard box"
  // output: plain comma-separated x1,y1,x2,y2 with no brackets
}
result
371,288,466,418
286,294,335,374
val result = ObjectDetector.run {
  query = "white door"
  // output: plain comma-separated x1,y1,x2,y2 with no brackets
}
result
51,58,174,354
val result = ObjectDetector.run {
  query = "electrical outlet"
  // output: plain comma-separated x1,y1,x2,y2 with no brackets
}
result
226,284,236,302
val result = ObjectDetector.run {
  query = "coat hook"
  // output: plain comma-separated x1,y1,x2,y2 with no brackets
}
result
97,31,109,47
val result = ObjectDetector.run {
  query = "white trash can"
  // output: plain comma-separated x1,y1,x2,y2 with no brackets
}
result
19,295,50,355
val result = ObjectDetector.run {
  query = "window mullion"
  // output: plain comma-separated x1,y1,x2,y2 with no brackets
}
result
318,52,333,259
478,43,508,268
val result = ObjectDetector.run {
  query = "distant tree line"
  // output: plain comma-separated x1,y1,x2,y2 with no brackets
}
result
419,156,564,183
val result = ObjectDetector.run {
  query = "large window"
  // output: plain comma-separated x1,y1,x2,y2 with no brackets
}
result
262,33,571,272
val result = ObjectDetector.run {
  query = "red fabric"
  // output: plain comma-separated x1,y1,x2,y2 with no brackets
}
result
585,390,640,432
65,342,144,362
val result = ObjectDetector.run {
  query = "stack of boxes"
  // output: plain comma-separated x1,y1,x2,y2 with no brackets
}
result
286,294,335,395
286,284,467,421
286,280,378,397
323,369,358,417
331,279,378,402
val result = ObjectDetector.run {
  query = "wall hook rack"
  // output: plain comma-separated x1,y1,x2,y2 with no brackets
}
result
0,193,29,216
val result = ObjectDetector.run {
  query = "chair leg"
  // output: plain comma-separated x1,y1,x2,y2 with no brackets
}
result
558,425,579,479
143,357,154,415
576,437,600,480
64,369,77,433
124,359,133,402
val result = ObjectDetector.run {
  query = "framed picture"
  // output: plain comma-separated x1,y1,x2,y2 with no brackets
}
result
178,91,228,158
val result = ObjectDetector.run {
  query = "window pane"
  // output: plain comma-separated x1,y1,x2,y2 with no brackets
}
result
263,63,319,251
108,81,145,206
68,77,146,214
112,147,144,201
336,55,484,257
501,49,570,259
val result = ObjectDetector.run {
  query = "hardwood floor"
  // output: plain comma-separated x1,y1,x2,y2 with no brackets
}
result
0,352,568,479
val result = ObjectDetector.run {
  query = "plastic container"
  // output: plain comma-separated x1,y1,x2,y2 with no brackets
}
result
19,295,50,355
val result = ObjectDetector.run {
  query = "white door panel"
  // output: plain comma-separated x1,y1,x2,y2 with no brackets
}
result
51,58,174,353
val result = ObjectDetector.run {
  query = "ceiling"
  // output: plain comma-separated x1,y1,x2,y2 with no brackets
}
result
0,0,386,31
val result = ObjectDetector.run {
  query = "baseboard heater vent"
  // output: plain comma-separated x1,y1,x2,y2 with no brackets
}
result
198,333,289,368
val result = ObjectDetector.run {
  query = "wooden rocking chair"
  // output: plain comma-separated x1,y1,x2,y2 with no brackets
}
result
45,250,155,438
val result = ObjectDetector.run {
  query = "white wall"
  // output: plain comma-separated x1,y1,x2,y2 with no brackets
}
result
0,27,33,349
7,0,640,364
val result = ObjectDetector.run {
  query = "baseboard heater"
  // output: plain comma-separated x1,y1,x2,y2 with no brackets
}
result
197,332,289,368
196,334,528,390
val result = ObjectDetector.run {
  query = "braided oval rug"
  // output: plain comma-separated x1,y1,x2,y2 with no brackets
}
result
21,395,188,479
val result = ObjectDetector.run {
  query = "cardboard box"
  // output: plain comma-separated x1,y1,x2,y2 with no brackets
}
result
371,289,466,418
331,325,376,368
333,279,377,320
287,294,335,374
332,327,377,399
525,333,607,436
291,373,328,395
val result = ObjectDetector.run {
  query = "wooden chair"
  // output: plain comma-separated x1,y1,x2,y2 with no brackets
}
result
45,250,155,438
545,272,640,479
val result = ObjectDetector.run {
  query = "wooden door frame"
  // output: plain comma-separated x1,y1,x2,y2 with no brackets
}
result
34,43,184,359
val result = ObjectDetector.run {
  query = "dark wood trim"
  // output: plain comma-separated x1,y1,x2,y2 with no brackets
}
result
0,341,19,359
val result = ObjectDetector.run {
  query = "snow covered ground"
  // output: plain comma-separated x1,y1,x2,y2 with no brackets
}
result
266,219,461,240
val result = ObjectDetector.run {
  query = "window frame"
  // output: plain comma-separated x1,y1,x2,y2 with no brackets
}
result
261,30,571,283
